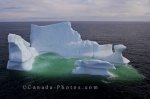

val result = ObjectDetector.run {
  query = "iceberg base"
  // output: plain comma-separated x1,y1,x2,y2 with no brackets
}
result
72,67,115,77
7,57,34,71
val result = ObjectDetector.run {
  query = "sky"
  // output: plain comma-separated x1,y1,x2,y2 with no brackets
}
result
0,0,150,21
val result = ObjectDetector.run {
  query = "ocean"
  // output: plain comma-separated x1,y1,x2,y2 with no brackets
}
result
0,21,150,99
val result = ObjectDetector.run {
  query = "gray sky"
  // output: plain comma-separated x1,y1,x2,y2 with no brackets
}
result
0,0,150,21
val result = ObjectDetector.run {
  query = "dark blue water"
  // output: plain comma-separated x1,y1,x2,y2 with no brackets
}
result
0,21,150,98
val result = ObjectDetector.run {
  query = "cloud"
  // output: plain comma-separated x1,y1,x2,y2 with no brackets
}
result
2,7,22,10
0,0,150,21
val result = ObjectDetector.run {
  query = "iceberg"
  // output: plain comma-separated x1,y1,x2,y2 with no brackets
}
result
7,34,38,71
74,60,116,69
105,44,130,65
72,59,116,76
7,22,130,77
30,22,113,58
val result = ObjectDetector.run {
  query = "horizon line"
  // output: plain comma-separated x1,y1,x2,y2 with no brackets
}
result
0,20,150,22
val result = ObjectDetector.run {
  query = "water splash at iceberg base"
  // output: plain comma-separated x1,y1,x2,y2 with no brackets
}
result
29,52,144,82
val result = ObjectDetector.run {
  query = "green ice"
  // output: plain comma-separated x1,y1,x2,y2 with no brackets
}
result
31,53,144,82
110,65,145,82
32,53,76,77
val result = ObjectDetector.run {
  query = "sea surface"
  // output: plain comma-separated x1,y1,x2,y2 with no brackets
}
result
0,21,150,99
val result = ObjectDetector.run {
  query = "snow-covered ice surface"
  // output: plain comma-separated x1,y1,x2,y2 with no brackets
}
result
7,22,130,77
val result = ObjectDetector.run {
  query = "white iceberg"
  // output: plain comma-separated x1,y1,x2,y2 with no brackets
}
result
105,44,130,65
30,22,113,58
8,34,33,62
74,60,116,69
7,34,38,71
72,59,116,76
7,22,130,77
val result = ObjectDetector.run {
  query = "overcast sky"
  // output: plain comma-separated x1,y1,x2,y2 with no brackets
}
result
0,0,150,21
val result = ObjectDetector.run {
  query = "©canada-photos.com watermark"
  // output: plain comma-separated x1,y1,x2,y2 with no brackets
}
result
22,84,99,90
